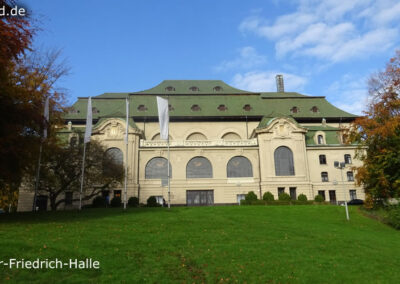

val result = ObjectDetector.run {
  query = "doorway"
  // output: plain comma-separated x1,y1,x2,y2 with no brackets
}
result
186,190,214,206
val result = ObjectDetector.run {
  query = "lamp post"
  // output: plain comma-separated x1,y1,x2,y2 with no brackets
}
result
334,161,349,220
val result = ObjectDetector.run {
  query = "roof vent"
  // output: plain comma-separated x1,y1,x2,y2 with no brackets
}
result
276,74,284,92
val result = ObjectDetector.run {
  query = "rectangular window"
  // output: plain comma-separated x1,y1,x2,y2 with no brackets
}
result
317,190,325,201
319,155,327,165
289,187,297,200
65,192,73,205
237,194,246,205
349,190,357,200
186,190,214,206
347,171,354,181
278,187,285,197
321,172,329,182
344,154,352,164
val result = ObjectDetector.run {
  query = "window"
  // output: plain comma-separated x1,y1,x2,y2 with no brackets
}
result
344,154,352,164
191,104,201,111
347,171,354,181
168,104,174,111
290,106,298,114
92,107,100,114
104,148,123,165
70,137,78,147
155,196,164,205
213,86,223,92
329,190,336,203
237,194,246,205
278,187,285,197
311,106,319,113
186,157,213,178
274,146,295,176
289,187,297,200
222,132,241,140
217,104,227,111
69,108,80,114
319,154,327,164
349,190,357,200
189,86,199,92
187,190,214,206
145,157,172,179
65,192,73,205
114,190,121,198
317,190,325,201
187,132,207,140
317,135,324,144
152,133,172,140
165,86,175,91
243,104,252,111
227,156,253,178
321,172,329,182
137,105,148,111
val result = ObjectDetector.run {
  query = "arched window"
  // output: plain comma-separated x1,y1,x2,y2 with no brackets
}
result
222,132,241,140
243,104,252,111
317,135,324,144
186,157,212,178
105,148,123,165
187,132,207,140
165,86,175,91
227,156,253,178
191,104,201,111
217,104,227,111
311,106,319,113
290,106,299,114
151,133,172,140
189,86,199,92
145,157,171,179
213,86,223,92
274,146,295,176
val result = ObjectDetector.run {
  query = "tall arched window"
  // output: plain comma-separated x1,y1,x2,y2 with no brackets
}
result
105,148,123,165
186,157,212,178
274,146,295,176
145,157,172,179
227,156,253,178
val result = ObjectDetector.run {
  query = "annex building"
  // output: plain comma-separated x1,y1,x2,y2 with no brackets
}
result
18,78,364,210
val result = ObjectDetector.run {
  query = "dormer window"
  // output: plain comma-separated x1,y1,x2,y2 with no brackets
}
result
311,106,319,113
69,108,80,114
213,86,223,92
137,105,148,111
92,107,100,114
317,135,324,144
165,86,175,91
168,104,174,111
243,104,252,111
189,86,199,92
290,106,299,114
217,104,227,111
191,104,201,111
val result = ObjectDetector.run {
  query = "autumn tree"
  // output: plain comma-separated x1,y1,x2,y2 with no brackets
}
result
32,140,124,210
350,50,400,205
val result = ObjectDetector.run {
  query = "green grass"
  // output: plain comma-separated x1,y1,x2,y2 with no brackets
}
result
0,205,399,283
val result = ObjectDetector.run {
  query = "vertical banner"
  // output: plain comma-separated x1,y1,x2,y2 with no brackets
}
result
123,97,129,210
84,97,92,144
156,96,169,140
43,97,50,139
125,98,129,144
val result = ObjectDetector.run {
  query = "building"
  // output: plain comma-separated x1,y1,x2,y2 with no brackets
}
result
17,77,364,210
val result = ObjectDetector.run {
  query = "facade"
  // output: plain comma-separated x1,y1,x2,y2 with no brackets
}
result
17,79,364,211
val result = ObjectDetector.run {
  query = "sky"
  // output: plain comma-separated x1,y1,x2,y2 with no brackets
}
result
23,0,400,115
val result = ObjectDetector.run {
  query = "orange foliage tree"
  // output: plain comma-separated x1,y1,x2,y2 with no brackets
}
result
350,50,400,204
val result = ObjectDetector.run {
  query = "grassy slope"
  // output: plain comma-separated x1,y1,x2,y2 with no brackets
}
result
0,206,399,283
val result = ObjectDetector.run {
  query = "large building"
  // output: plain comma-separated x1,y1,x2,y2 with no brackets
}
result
17,78,364,210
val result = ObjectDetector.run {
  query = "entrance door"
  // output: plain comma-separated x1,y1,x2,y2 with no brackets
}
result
186,190,214,206
329,190,336,204
36,195,48,211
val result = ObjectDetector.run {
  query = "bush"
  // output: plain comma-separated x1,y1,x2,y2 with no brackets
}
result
92,196,107,208
110,196,121,207
263,192,275,202
314,194,325,202
298,194,308,202
278,192,291,201
147,196,160,207
387,207,400,229
128,197,139,207
245,191,258,202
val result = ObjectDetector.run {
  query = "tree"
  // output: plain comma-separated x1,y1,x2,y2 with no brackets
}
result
32,140,124,210
349,50,400,203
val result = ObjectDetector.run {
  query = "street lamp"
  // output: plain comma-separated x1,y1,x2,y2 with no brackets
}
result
334,161,350,221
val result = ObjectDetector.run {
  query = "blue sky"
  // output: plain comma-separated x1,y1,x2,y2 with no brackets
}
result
24,0,400,114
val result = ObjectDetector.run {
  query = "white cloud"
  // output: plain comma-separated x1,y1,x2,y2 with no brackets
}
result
214,46,267,72
231,71,307,92
239,0,400,62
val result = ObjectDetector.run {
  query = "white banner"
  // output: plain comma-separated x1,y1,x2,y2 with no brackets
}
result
156,96,169,140
84,97,92,143
43,97,49,138
125,98,129,144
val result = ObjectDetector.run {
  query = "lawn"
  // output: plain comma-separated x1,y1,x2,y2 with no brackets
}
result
0,205,399,283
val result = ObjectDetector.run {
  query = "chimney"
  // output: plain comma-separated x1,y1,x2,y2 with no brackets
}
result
276,74,284,92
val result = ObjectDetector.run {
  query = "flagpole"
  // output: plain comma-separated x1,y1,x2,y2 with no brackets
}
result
123,97,129,210
79,142,87,210
33,142,43,211
167,136,170,209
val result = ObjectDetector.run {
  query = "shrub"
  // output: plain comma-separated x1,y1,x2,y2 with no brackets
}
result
240,199,249,205
298,194,308,202
128,197,139,207
314,194,325,202
147,196,160,207
387,207,400,229
110,196,122,207
92,196,106,208
263,192,275,202
278,192,291,201
250,200,267,205
363,194,374,210
245,191,258,202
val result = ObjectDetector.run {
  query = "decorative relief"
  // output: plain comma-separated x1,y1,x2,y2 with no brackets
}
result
139,139,258,148
105,122,124,139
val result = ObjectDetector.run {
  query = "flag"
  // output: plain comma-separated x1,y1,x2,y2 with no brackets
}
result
43,97,50,139
84,97,92,143
125,98,129,144
156,96,169,140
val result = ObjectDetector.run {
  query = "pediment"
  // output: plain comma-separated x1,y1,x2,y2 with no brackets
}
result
255,117,307,138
